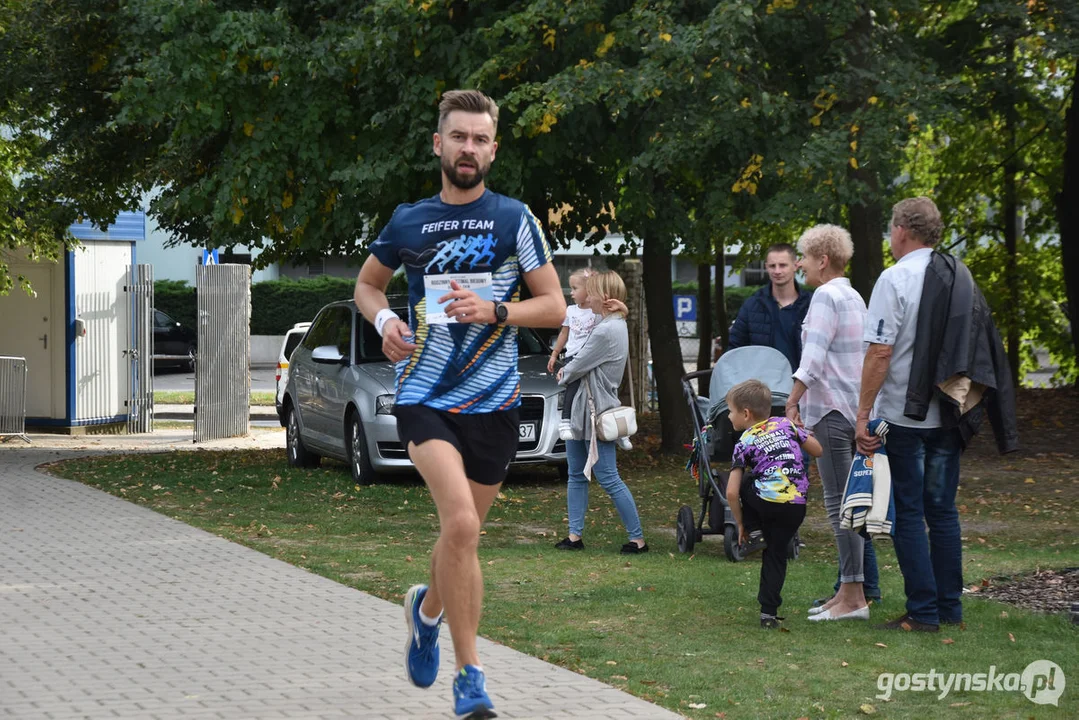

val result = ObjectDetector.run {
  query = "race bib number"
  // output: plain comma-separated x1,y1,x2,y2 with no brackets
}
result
424,272,494,324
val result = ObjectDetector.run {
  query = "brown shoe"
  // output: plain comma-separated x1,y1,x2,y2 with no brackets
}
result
876,613,939,632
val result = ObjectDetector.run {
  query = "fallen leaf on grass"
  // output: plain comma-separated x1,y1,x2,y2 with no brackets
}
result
1009,633,1016,642
949,702,971,707
610,674,627,680
688,703,707,709
640,680,657,685
942,638,955,644
874,642,887,648
841,661,849,667
859,704,877,715
405,555,413,563
606,660,617,665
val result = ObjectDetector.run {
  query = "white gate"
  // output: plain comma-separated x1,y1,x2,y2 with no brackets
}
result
0,356,30,443
125,265,154,433
194,263,250,443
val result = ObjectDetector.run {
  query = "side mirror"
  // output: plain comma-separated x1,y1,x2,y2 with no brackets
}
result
312,345,348,365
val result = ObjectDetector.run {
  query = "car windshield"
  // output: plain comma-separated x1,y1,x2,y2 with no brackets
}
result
356,309,547,361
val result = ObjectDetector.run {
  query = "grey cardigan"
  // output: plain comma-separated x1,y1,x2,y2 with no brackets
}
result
558,315,629,441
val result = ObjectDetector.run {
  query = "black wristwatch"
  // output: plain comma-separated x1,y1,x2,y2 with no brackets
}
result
493,301,509,324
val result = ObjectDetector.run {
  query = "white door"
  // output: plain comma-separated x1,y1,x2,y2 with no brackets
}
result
0,266,54,417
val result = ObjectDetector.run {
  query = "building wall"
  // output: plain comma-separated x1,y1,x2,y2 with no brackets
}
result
142,211,279,285
72,241,132,423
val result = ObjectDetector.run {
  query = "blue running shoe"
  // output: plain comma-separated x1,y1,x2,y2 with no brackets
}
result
403,584,440,688
453,665,496,719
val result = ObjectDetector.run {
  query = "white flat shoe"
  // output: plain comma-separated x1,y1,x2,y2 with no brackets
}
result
808,606,870,622
808,605,828,615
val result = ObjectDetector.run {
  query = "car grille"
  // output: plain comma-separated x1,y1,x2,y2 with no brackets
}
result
377,442,408,460
517,395,545,453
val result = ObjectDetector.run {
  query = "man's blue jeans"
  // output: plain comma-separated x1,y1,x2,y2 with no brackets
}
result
565,439,644,542
885,424,964,625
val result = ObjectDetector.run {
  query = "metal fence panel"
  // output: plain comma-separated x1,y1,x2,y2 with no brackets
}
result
125,265,154,434
194,264,251,442
0,356,30,443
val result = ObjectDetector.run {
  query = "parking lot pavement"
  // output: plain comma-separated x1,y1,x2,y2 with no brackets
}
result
0,433,683,720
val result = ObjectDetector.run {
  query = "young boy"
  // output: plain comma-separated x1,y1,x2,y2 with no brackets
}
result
725,379,822,628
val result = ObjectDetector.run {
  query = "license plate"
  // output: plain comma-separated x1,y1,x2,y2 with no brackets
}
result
519,422,536,441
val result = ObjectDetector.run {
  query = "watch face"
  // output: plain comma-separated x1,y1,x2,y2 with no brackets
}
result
496,302,509,322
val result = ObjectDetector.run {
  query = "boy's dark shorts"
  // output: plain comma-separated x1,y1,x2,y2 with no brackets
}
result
393,404,520,486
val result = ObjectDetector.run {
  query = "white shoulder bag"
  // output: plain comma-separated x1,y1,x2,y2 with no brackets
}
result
585,359,637,442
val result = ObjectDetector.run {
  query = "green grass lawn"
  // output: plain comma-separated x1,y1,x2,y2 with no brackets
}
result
48,402,1077,719
154,390,276,406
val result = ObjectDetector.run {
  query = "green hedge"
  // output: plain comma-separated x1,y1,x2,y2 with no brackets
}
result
155,275,758,336
154,273,409,335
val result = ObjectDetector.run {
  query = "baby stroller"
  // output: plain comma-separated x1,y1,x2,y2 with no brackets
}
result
677,346,803,562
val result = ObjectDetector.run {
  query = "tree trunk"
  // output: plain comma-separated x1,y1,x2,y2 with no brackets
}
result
643,238,694,453
715,245,729,355
696,262,711,395
1003,41,1021,389
1058,63,1079,385
847,168,884,303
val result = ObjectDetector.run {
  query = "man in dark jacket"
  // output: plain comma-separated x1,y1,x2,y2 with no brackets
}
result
728,243,812,371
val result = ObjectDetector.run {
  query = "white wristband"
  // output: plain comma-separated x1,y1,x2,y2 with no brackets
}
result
374,308,398,337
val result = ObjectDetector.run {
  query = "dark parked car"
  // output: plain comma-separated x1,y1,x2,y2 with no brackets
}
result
281,300,567,485
153,309,197,372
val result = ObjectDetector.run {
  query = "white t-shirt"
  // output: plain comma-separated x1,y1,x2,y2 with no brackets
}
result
563,304,599,358
864,247,941,428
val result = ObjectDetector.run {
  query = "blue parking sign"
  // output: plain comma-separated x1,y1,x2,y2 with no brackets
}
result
673,294,696,321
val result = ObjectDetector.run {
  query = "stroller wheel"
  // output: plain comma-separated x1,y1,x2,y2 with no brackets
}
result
676,505,696,553
787,532,801,560
723,525,747,563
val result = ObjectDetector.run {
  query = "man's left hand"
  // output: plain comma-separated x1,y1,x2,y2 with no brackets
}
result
440,280,497,324
856,416,881,455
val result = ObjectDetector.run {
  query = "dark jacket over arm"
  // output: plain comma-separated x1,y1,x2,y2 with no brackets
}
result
905,251,1019,454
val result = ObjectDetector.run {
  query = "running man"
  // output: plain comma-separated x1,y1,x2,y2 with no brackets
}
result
354,89,565,719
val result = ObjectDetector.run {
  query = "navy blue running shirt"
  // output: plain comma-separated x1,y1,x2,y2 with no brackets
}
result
368,189,553,413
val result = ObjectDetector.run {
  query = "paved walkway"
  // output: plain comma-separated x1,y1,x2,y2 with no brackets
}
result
0,430,682,720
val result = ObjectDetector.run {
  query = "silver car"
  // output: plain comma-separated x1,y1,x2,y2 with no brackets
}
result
281,300,568,485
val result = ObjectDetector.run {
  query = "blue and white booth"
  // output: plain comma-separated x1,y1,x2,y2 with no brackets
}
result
0,211,145,433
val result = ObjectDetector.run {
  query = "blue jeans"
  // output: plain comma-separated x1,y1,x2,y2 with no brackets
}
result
566,439,644,542
885,424,964,625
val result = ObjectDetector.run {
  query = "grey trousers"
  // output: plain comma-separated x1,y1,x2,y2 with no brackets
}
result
814,411,865,584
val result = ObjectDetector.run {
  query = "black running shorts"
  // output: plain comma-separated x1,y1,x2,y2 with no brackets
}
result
393,404,521,486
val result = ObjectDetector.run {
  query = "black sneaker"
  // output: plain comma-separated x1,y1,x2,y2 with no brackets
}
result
876,613,939,633
760,614,785,629
620,542,649,554
554,537,584,550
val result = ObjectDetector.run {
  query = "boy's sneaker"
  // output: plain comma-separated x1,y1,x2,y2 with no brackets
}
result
760,613,784,629
558,419,573,441
404,584,441,688
616,436,633,451
453,665,496,719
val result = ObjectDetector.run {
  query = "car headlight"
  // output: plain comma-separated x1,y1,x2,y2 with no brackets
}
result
376,394,396,415
557,390,565,411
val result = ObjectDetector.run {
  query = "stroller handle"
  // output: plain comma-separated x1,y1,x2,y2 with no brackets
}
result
681,369,713,383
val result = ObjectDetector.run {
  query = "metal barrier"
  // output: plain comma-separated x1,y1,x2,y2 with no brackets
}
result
194,264,251,443
0,356,30,443
125,265,154,434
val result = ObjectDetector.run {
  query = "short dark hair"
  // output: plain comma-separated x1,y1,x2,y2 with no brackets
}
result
726,379,772,420
766,243,796,261
438,90,499,134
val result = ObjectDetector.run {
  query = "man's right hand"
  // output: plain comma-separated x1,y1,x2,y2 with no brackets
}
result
855,416,881,455
382,319,416,363
547,354,557,374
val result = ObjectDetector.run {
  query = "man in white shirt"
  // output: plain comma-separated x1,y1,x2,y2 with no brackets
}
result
856,197,960,633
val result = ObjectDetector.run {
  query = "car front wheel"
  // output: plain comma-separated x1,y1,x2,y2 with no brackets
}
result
286,404,321,469
347,412,377,486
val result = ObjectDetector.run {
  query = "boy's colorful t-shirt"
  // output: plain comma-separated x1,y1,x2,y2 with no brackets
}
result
731,416,810,504
368,189,553,413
